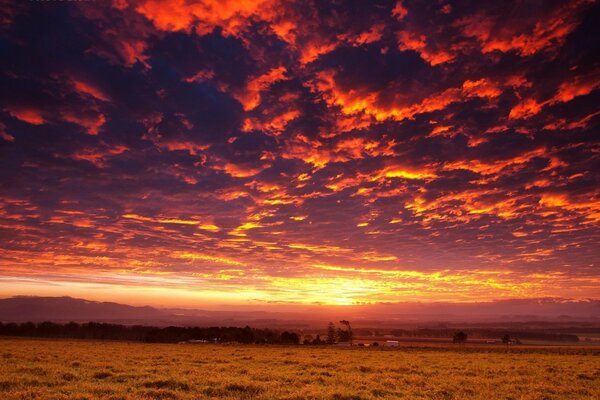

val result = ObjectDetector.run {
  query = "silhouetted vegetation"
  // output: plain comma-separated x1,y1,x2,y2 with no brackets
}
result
336,328,351,343
339,320,353,344
453,331,468,344
326,322,336,344
311,334,324,345
389,328,579,342
0,322,299,344
279,331,300,344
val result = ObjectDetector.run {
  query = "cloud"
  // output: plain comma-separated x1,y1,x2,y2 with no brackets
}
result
6,108,46,125
0,0,598,306
457,0,593,56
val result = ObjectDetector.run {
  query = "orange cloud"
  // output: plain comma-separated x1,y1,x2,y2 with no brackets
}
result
509,98,544,120
122,213,221,231
443,147,548,176
392,1,408,20
543,110,600,131
311,71,503,123
234,66,288,111
373,164,437,181
538,194,600,223
458,1,591,56
242,110,300,135
509,72,599,120
158,140,211,156
553,73,600,103
298,41,337,65
339,24,385,47
397,30,454,65
135,0,270,36
218,162,270,178
71,145,129,168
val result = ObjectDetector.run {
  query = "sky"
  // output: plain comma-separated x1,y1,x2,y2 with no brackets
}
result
0,0,598,309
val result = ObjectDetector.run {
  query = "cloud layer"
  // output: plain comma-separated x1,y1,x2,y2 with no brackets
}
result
0,0,598,306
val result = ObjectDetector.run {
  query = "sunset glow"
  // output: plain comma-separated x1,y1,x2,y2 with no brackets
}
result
0,0,599,308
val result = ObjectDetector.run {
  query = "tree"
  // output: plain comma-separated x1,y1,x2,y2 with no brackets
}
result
326,322,336,344
312,335,323,345
453,331,468,344
337,328,350,343
303,334,314,345
339,320,353,344
280,331,299,344
502,334,511,346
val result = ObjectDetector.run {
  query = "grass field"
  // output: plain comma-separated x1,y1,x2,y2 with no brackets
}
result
1,338,599,399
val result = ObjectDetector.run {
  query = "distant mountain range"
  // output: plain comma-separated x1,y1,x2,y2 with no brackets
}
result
0,296,313,327
0,296,598,328
0,296,166,323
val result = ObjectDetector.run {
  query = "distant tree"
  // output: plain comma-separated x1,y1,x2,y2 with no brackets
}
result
337,328,351,343
312,335,323,345
280,331,300,344
372,342,379,347
502,334,511,346
339,320,353,344
290,332,300,344
453,331,468,344
326,322,336,344
238,325,255,343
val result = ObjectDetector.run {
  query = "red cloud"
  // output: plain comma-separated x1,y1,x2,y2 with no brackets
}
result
7,108,45,125
0,122,14,142
71,145,129,168
72,80,110,102
61,112,107,135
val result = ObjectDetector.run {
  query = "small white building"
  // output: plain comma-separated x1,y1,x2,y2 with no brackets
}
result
385,340,399,347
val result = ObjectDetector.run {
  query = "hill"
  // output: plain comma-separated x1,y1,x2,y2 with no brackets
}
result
0,296,166,323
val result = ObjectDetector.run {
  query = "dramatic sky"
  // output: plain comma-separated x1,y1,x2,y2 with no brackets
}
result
0,0,599,308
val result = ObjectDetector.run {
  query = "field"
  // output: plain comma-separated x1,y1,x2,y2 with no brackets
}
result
1,338,599,400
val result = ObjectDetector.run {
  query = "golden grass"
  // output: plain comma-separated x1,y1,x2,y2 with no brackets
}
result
0,338,599,399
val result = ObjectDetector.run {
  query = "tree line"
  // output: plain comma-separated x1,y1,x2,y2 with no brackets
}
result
394,328,578,342
0,321,300,344
302,321,353,345
0,321,579,345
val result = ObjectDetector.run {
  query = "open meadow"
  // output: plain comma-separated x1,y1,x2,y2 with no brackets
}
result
1,338,599,400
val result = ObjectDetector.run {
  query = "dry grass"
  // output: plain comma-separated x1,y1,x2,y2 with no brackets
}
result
1,338,599,399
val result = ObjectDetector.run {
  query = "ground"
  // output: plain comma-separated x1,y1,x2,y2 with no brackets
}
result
1,338,599,399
